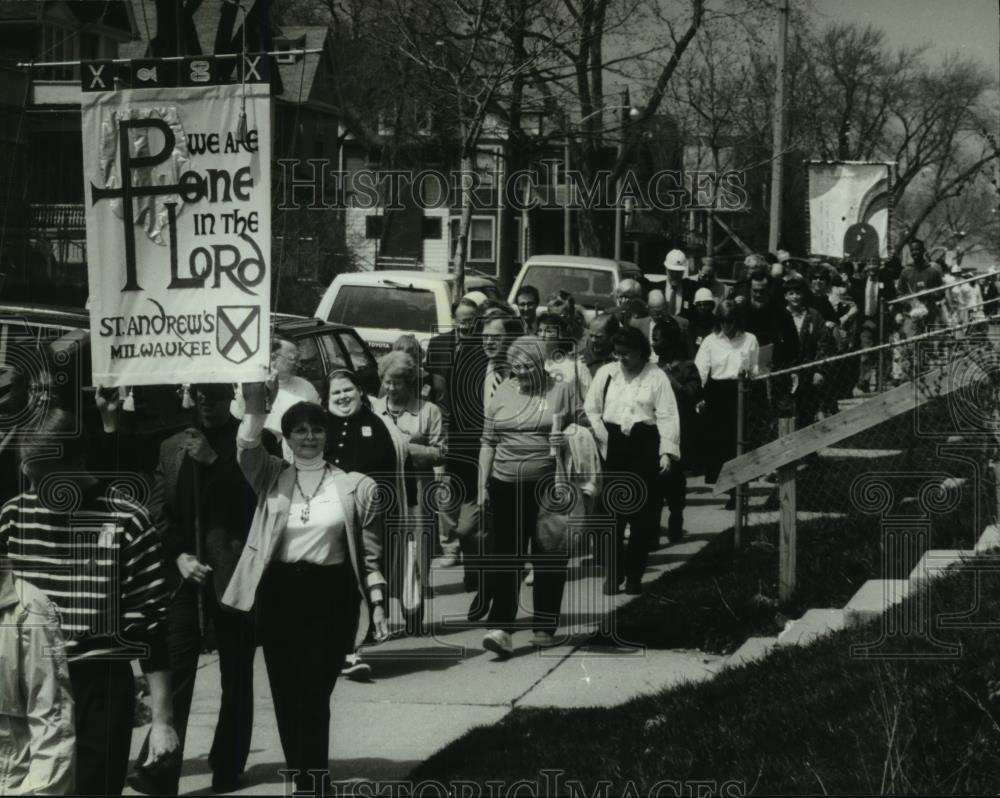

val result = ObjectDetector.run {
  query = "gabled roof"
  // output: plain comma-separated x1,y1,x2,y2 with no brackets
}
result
0,1,135,34
273,26,334,110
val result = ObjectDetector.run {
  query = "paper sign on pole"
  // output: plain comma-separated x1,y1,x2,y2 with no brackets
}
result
807,162,893,260
81,57,271,387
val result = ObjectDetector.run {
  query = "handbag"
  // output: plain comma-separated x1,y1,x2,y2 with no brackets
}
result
535,456,586,555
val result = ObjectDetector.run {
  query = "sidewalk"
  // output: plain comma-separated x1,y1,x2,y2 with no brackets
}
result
125,478,733,795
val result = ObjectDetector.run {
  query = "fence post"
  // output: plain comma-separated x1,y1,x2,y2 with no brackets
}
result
734,372,746,548
778,416,797,602
877,296,885,392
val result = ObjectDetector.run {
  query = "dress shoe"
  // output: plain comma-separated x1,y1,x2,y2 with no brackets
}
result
624,578,643,595
602,577,622,595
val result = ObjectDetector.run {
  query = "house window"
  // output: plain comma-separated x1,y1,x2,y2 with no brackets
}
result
422,217,442,240
450,217,495,263
415,110,433,137
40,24,77,81
473,148,499,186
377,110,394,138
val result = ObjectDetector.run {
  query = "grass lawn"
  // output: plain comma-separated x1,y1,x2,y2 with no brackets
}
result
411,568,1000,794
613,443,988,655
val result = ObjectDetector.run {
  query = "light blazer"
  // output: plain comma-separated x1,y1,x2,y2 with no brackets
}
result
221,422,387,650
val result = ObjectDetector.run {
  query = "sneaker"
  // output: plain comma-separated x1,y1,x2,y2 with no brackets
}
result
341,654,372,681
438,551,460,568
482,629,513,659
531,630,557,648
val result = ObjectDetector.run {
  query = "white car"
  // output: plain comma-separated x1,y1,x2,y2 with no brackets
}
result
315,270,499,357
507,255,645,322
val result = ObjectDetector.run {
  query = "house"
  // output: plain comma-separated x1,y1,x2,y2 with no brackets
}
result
0,0,340,304
337,107,684,288
0,0,137,304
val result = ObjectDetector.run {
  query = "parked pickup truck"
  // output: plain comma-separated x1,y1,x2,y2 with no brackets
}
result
507,255,645,322
315,270,499,356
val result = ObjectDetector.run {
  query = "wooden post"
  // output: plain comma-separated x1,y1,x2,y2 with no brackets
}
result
734,373,746,547
777,416,796,602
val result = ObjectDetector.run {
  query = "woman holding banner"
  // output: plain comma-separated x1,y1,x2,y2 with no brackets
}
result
222,381,388,795
477,335,578,658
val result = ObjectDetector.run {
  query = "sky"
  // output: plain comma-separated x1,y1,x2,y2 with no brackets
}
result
817,0,1000,77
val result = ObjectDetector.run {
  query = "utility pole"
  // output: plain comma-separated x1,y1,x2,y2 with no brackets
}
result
614,87,628,260
563,114,572,254
768,0,789,252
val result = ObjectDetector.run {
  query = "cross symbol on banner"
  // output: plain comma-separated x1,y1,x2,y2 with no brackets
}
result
217,306,261,364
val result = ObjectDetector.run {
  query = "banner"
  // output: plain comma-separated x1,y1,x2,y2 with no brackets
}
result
81,57,271,387
807,162,892,260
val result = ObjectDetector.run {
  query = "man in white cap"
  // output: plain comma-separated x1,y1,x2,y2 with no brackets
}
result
663,249,690,317
688,287,718,347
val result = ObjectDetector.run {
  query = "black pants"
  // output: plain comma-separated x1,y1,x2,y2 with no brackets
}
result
663,463,687,537
135,582,256,791
259,561,360,791
703,378,739,484
605,423,662,584
69,658,135,796
485,475,567,634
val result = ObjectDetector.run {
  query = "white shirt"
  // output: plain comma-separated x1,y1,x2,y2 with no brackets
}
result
584,361,680,460
694,331,760,385
276,475,347,565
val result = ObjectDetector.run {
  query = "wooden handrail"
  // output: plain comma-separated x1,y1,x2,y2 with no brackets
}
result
713,349,996,495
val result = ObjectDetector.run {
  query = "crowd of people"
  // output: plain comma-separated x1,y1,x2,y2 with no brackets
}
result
1,241,996,795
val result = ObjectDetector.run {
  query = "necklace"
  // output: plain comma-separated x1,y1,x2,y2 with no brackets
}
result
294,465,329,523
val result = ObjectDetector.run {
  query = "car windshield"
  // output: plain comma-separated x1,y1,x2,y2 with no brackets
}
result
327,285,437,333
519,266,615,310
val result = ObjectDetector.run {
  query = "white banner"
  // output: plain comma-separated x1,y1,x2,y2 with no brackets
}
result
82,66,271,387
807,162,892,260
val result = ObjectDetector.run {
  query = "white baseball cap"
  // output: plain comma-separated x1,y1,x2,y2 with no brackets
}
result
664,249,688,272
463,290,488,307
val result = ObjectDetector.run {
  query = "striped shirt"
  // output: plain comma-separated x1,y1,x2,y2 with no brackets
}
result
0,481,170,668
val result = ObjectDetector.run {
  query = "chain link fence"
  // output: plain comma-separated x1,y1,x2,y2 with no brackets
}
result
727,312,1000,612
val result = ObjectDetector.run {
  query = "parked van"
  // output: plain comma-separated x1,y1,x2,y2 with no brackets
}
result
507,255,644,321
315,271,499,356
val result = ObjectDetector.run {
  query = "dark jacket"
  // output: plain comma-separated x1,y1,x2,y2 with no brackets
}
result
736,301,800,371
149,417,254,602
659,359,701,461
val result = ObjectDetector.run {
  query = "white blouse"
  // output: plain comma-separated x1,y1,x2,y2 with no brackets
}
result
694,331,760,385
276,476,347,566
584,361,680,460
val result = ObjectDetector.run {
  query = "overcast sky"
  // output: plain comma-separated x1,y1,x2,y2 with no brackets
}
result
817,0,1000,76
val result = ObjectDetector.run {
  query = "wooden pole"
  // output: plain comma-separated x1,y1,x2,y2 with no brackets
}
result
734,373,746,547
777,416,796,602
768,0,790,252
563,128,572,254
